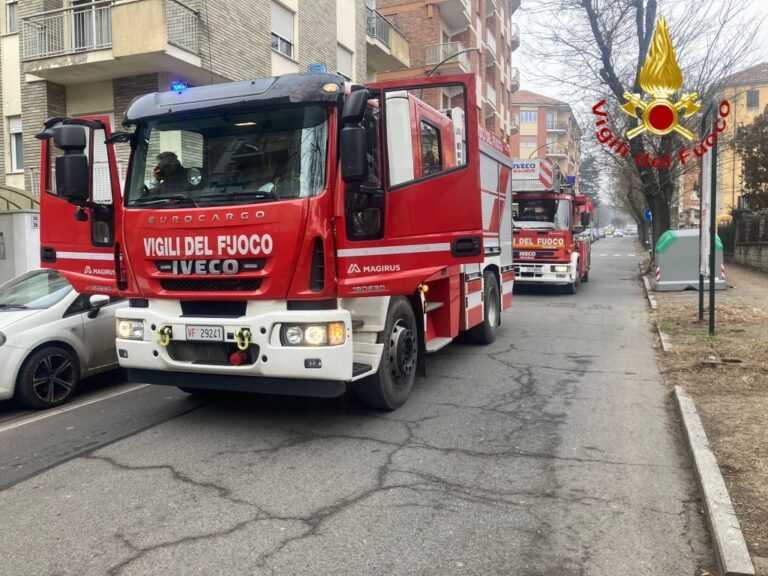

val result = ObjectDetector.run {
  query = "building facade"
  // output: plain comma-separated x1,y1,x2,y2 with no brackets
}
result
373,0,521,141
717,62,768,214
507,89,581,187
1,0,410,205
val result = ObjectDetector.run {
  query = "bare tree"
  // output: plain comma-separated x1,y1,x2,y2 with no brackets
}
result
521,0,766,243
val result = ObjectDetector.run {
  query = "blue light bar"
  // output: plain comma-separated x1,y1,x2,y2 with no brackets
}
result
171,80,189,93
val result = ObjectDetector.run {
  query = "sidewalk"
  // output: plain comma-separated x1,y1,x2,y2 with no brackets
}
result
651,262,768,564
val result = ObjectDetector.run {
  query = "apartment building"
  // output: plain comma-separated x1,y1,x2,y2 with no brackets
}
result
508,90,581,186
0,0,411,203
373,0,521,140
717,62,768,213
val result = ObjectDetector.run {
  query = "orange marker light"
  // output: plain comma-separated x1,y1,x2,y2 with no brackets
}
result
328,322,346,346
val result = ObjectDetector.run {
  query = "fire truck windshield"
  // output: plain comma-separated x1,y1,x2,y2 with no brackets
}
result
125,105,328,208
514,198,571,230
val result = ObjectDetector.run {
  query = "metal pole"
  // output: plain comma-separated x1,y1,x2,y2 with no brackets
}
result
708,105,718,336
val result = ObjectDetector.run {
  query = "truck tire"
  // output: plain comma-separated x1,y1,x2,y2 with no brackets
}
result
354,297,417,411
468,272,500,345
565,272,580,294
582,269,590,283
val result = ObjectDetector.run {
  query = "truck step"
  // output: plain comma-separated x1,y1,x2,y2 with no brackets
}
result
425,301,444,313
352,362,373,377
425,337,452,353
352,320,364,330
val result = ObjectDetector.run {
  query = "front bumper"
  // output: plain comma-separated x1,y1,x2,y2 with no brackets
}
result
0,344,28,400
513,263,576,285
115,301,355,383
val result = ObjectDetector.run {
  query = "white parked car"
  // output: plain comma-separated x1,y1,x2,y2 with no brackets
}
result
0,269,126,409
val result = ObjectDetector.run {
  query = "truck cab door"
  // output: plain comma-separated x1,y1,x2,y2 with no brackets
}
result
336,75,483,297
38,115,124,296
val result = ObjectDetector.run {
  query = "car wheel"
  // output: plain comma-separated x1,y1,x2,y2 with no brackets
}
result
16,346,80,409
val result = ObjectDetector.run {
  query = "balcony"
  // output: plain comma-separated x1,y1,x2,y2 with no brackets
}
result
509,114,519,134
509,66,520,91
485,83,497,117
548,147,567,157
485,28,497,62
509,22,520,51
486,0,497,17
425,41,471,74
438,0,471,31
547,122,567,132
21,0,212,86
366,8,410,73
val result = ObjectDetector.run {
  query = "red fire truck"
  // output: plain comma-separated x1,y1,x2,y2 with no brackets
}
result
37,73,515,410
511,158,592,294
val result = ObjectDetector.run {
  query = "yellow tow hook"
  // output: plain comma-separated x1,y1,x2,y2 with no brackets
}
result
158,326,173,347
235,328,252,352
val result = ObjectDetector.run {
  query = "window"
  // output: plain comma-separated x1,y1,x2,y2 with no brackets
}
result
519,135,537,148
546,111,555,129
746,90,759,110
337,44,353,81
420,120,442,177
520,110,537,123
5,0,17,34
8,116,22,173
271,1,294,58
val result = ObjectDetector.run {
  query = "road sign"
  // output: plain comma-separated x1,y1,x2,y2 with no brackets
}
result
644,208,652,222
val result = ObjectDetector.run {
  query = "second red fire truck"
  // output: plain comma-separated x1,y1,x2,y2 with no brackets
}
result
38,72,515,410
511,158,592,294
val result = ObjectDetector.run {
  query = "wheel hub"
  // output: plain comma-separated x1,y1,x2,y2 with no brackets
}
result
389,323,416,383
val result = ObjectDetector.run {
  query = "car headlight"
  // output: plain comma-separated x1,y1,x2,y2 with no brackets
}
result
0,331,5,347
552,265,570,273
117,319,144,340
281,323,346,346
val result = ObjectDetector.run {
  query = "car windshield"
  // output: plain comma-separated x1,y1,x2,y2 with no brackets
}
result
126,105,329,208
0,270,72,310
514,198,571,230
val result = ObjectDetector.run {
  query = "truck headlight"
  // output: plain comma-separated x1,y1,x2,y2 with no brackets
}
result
552,265,570,273
117,319,144,340
281,323,346,346
0,331,5,347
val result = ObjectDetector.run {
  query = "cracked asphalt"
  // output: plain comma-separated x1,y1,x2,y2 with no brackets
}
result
0,237,713,575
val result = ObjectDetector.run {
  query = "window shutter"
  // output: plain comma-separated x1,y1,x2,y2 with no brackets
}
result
271,2,294,42
8,116,22,134
337,45,353,79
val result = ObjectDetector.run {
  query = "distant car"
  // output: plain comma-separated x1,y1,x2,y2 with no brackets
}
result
0,269,126,409
614,230,624,238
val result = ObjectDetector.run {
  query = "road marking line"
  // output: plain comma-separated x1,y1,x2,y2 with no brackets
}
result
614,254,622,256
0,384,149,434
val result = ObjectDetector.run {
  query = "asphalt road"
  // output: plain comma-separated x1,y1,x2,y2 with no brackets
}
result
0,237,713,575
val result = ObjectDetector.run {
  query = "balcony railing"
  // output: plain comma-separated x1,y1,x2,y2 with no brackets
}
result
546,122,567,131
22,0,198,62
485,28,497,56
425,41,470,71
486,84,497,107
509,22,520,49
23,0,112,61
548,147,567,156
366,8,403,47
509,66,520,89
166,0,199,54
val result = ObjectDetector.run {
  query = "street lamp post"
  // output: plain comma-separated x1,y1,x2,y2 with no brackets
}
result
527,142,551,159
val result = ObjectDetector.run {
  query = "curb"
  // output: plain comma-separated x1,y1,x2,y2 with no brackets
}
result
674,386,755,576
655,322,672,353
642,274,658,311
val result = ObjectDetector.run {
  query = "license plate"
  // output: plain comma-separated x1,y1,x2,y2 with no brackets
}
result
186,325,224,341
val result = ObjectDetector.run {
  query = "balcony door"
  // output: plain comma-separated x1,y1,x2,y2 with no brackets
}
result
71,0,110,52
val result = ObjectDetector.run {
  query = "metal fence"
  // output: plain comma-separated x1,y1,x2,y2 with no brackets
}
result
23,0,112,61
367,8,390,46
166,0,199,54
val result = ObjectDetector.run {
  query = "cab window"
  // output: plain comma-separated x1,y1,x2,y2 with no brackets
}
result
420,120,442,177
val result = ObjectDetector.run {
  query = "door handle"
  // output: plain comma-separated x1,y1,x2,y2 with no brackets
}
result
41,247,57,263
451,236,481,257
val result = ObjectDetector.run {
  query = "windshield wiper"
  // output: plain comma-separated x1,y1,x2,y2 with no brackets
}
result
0,304,29,310
197,190,279,203
131,194,199,207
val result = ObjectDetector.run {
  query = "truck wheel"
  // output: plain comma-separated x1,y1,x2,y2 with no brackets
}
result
565,272,580,294
354,297,417,411
469,272,500,344
582,269,590,283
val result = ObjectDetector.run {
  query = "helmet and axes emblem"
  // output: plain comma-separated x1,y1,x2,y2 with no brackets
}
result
620,17,701,140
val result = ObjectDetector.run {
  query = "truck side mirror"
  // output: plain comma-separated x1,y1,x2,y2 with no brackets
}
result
581,212,591,227
53,125,89,206
342,88,369,124
340,125,367,182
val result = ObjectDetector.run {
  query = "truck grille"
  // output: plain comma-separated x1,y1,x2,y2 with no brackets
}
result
160,278,262,292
